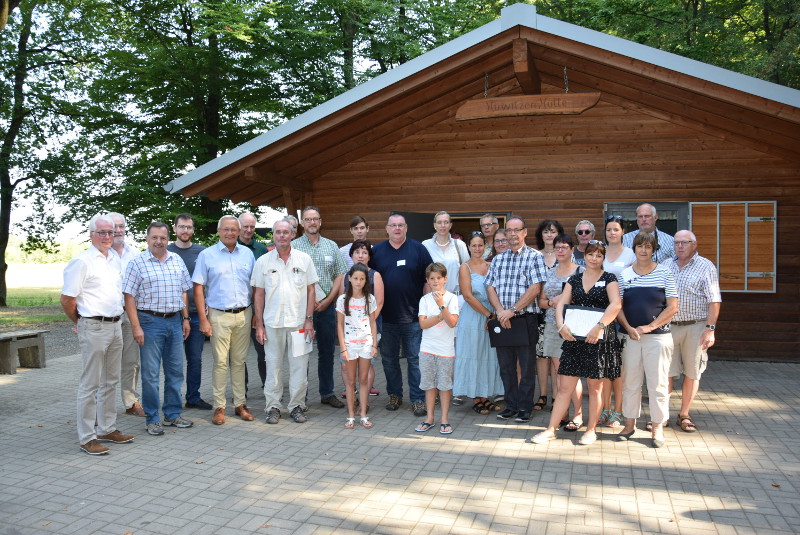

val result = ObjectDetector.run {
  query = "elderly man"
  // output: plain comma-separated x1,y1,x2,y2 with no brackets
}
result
108,212,144,417
193,216,255,425
292,206,348,409
252,219,319,424
238,212,268,258
571,220,595,266
123,222,194,436
340,215,370,269
167,213,210,410
62,214,134,455
485,215,548,423
664,230,722,433
622,203,674,263
480,213,500,259
372,213,434,416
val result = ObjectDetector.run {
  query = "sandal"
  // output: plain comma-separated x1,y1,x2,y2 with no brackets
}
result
605,411,623,428
597,409,612,426
472,399,491,415
415,421,435,433
533,395,548,411
646,420,670,432
440,423,453,434
360,416,373,429
484,400,503,412
678,415,697,432
344,417,355,429
564,419,583,432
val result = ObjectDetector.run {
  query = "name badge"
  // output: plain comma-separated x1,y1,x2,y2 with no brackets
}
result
397,259,406,267
595,281,606,287
324,255,333,263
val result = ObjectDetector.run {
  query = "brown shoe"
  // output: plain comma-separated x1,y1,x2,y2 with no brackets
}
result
125,402,145,417
235,405,254,421
80,439,109,455
212,407,225,425
97,430,134,444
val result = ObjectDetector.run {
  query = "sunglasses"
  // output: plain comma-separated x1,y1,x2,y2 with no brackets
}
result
606,215,624,223
576,230,593,236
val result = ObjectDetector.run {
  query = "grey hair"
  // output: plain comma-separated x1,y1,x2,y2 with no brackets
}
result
89,214,115,232
283,215,298,227
273,219,292,233
480,213,498,224
637,203,658,217
238,212,256,226
108,212,125,225
218,215,239,228
575,220,596,233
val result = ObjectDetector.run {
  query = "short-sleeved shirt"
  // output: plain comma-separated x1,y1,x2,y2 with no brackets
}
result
292,234,347,296
603,247,636,278
238,238,268,260
662,253,722,322
167,243,205,313
484,245,548,313
622,228,675,264
336,294,378,348
62,245,124,317
122,249,192,313
112,243,137,274
618,263,678,334
251,249,319,328
418,291,460,357
192,241,255,310
372,239,433,324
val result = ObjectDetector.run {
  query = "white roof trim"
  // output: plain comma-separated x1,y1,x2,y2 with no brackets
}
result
166,2,800,194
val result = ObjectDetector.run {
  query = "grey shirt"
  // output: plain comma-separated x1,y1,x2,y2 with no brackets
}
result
167,243,205,314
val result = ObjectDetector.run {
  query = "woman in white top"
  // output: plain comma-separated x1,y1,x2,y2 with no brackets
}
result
598,215,636,427
422,211,469,295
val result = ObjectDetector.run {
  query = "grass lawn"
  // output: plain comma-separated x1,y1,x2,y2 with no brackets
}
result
1,287,68,328
7,287,62,306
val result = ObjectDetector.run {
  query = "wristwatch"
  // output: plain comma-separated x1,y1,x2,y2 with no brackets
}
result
439,305,446,311
306,315,313,321
182,316,190,322
510,305,518,314
705,324,716,331
597,322,606,329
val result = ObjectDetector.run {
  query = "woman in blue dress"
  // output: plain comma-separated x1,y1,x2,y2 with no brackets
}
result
453,233,504,413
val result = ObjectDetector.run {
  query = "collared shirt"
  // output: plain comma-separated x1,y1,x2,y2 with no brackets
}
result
112,243,137,273
622,227,675,263
291,234,347,296
192,241,255,310
251,248,319,328
238,237,268,260
62,245,124,317
485,245,548,313
662,252,722,322
122,249,192,313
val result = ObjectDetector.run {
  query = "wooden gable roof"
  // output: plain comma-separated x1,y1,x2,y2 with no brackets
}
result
164,3,800,210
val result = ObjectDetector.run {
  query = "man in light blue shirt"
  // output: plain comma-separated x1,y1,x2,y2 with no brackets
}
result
193,215,256,426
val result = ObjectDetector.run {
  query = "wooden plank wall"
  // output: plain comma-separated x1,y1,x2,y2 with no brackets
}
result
308,92,800,362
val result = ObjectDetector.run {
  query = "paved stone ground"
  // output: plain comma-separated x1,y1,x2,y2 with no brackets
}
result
1,343,799,535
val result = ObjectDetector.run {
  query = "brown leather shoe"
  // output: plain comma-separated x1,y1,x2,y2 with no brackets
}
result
212,407,225,425
97,430,135,443
125,402,145,417
235,404,254,421
80,439,109,455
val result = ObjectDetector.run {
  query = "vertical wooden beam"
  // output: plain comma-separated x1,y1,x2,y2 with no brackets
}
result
512,38,541,95
282,187,297,217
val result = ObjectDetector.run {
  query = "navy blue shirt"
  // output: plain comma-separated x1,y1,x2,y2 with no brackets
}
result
372,239,433,324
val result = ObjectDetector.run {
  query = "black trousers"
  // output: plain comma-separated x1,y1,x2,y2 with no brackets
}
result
495,314,539,412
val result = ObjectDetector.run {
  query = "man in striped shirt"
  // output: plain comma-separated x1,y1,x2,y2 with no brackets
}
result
663,230,722,433
622,203,674,263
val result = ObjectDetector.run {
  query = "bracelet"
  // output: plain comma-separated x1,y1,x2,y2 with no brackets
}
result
558,324,568,333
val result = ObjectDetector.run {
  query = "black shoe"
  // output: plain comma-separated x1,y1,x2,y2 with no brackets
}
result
497,408,515,420
185,399,213,410
514,410,531,422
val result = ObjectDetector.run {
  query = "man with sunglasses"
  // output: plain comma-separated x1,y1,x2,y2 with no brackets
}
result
572,220,596,266
485,215,548,423
622,203,674,263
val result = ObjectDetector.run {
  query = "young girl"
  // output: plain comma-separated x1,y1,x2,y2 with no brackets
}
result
336,264,379,429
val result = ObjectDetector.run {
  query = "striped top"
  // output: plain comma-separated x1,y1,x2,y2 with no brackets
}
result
618,263,677,334
662,253,722,322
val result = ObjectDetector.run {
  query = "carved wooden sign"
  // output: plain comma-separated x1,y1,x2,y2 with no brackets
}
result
456,93,601,120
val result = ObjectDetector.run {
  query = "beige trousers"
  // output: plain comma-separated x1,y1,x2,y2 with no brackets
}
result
209,308,252,409
77,318,122,443
621,333,674,425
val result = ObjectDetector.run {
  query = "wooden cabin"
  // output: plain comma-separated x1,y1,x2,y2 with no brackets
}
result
166,4,800,361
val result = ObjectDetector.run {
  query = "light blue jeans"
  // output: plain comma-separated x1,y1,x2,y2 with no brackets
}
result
138,312,185,424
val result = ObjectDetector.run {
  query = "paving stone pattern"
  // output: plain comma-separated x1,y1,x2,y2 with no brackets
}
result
1,344,798,535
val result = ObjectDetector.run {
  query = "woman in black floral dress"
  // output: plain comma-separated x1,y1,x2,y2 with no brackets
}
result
532,241,622,446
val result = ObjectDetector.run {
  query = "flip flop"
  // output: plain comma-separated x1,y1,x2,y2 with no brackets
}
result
564,420,583,432
415,421,435,433
360,416,373,429
439,423,453,434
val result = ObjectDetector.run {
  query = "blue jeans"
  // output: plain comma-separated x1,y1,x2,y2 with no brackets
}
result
381,321,424,403
138,312,185,424
183,312,205,404
314,305,336,399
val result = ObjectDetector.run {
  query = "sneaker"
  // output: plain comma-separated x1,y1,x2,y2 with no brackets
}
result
146,422,164,436
80,439,109,455
97,430,134,444
321,395,344,408
411,401,427,417
369,387,380,396
385,395,403,411
290,406,307,423
163,416,194,428
185,399,213,410
266,408,280,424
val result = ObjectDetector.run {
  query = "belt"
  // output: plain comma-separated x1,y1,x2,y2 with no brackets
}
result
672,319,705,326
212,306,249,314
80,315,121,323
138,310,180,318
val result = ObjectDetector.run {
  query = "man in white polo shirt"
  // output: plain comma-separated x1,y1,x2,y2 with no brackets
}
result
61,214,134,455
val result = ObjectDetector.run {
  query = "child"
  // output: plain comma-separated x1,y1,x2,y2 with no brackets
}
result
415,262,460,434
336,264,379,429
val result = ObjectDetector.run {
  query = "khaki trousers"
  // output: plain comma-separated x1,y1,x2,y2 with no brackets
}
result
209,308,252,409
621,333,674,425
119,312,141,408
77,318,122,443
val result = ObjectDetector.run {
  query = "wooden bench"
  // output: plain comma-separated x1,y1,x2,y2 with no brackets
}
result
0,330,49,374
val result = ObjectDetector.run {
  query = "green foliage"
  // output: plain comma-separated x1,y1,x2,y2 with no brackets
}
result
5,235,87,263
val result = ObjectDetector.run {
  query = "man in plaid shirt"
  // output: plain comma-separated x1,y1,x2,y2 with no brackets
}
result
485,215,548,423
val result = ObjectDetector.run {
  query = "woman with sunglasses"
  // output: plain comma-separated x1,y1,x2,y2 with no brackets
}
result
532,240,623,446
597,216,636,428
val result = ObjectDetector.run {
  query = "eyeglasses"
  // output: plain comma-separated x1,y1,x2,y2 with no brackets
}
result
494,239,508,244
302,217,321,223
505,227,524,234
387,224,406,229
92,230,114,237
176,225,194,231
674,240,695,247
554,245,571,251
576,230,593,236
480,222,496,227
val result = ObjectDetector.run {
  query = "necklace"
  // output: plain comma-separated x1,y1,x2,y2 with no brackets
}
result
435,238,449,246
543,248,555,256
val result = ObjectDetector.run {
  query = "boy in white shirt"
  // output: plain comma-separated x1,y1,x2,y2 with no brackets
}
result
415,263,460,434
